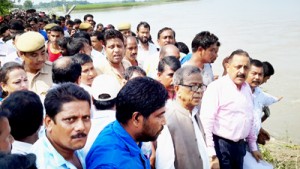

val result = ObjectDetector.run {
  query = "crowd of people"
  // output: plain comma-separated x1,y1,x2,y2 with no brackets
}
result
0,10,282,169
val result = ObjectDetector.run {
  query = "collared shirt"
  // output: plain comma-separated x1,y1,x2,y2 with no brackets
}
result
95,58,131,85
27,61,53,99
12,141,32,155
86,121,151,169
200,75,257,156
252,87,279,135
137,41,158,68
30,131,86,169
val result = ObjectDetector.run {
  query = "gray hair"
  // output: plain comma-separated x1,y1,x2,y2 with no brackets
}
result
173,65,201,85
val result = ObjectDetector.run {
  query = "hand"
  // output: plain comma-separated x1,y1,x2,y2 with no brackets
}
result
252,151,263,162
210,156,220,169
257,128,270,145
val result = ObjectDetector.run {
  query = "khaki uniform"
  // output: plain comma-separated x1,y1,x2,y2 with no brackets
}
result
27,61,53,98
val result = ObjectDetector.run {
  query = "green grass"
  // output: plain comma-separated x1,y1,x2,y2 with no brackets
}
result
59,0,187,11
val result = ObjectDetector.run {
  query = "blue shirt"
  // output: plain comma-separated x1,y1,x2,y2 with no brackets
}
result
30,130,86,169
86,121,151,169
180,53,192,65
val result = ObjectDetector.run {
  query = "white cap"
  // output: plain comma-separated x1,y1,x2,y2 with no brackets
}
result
91,74,121,101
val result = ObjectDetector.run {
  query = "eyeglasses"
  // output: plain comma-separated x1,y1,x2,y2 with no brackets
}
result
179,83,207,92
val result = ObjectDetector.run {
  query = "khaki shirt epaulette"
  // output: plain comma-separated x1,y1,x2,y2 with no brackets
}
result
29,61,53,98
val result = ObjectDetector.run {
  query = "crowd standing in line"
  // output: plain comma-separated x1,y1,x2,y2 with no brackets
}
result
0,10,282,169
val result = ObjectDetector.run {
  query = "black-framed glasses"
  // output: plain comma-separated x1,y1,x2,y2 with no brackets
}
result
179,83,207,92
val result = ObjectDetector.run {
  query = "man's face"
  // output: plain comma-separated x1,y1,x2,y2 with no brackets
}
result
137,26,150,44
73,24,80,30
0,118,14,154
157,30,175,47
66,24,73,32
105,38,125,64
21,47,47,71
85,17,93,25
97,25,103,32
226,55,250,88
120,29,132,38
29,21,38,31
46,100,91,151
176,72,204,107
81,62,97,86
246,65,264,89
49,31,63,44
90,36,103,50
39,22,46,30
157,65,175,92
139,106,166,142
125,38,138,61
201,43,219,63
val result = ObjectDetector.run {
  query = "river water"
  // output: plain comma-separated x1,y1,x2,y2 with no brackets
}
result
70,0,300,143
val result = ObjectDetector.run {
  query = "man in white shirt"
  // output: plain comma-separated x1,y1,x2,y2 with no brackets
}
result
159,65,209,169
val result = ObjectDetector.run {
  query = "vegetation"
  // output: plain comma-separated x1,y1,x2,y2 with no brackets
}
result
23,0,33,10
0,0,14,15
261,140,300,169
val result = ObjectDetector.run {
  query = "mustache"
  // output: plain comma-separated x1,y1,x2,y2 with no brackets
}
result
71,133,87,139
237,74,246,78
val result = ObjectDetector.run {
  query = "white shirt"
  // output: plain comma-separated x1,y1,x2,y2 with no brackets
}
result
12,141,32,155
183,62,214,86
83,109,116,157
191,108,210,169
138,42,158,68
3,51,23,65
155,126,175,169
252,87,279,135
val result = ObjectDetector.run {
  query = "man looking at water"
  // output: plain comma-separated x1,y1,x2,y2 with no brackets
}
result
200,49,262,169
86,77,168,169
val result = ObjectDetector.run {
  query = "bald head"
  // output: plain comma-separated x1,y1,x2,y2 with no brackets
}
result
159,44,180,60
52,57,82,84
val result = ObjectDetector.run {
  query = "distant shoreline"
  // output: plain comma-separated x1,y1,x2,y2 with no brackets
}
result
57,0,188,12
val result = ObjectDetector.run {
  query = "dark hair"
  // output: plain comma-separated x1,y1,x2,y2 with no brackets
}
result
9,20,24,33
90,31,104,41
0,152,37,169
58,16,66,22
158,56,181,73
116,77,168,124
157,27,175,39
83,14,93,21
1,90,43,140
0,62,24,85
65,14,71,19
93,98,116,110
227,49,250,63
250,59,263,68
96,23,103,28
124,66,146,80
74,19,82,24
66,20,74,26
72,53,93,65
104,29,124,45
57,37,72,55
0,24,9,36
191,31,220,52
27,17,37,24
44,83,91,120
67,38,89,56
262,61,274,77
73,31,91,45
137,21,150,31
50,25,64,35
176,42,189,55
52,57,81,84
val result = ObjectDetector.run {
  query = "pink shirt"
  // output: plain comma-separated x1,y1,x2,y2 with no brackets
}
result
200,75,257,156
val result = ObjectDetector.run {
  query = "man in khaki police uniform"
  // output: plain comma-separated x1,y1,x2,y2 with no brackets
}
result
15,31,52,98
